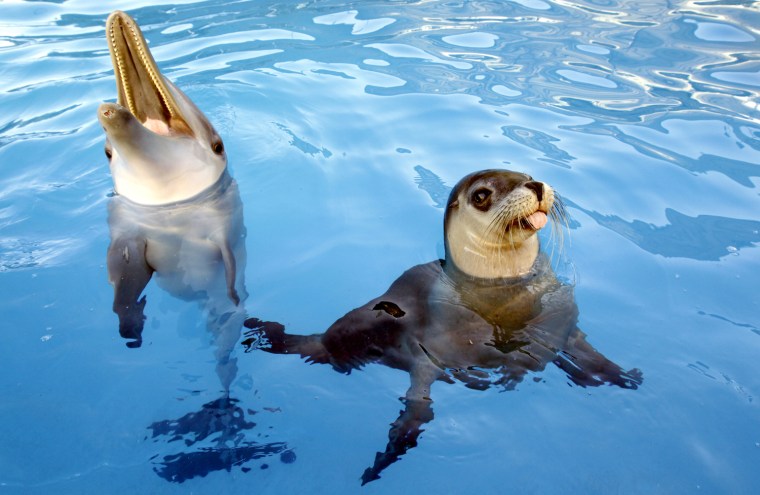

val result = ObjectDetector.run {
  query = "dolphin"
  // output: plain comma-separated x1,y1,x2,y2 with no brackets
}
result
99,12,246,392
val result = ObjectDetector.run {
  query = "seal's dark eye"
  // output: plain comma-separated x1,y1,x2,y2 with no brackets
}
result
105,147,112,160
471,188,492,205
212,140,224,155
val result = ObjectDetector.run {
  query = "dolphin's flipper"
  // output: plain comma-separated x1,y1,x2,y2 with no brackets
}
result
554,328,643,389
219,240,240,306
361,397,434,485
107,236,154,348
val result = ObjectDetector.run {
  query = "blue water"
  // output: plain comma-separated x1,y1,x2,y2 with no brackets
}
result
2,0,759,493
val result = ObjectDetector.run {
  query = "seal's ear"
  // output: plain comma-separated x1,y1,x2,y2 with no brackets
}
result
448,198,459,210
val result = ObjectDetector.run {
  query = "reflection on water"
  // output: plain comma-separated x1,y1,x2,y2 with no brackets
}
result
148,397,294,483
569,202,760,261
501,124,576,167
349,0,759,130
107,173,274,481
414,165,449,209
1,0,759,492
562,120,760,187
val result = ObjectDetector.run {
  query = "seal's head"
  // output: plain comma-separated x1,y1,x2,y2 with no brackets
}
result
444,169,560,279
98,11,226,205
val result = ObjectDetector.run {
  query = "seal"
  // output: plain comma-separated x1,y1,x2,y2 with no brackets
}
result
100,11,246,392
98,11,227,206
244,169,642,484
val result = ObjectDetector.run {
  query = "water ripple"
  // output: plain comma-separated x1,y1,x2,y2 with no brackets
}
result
1,1,759,492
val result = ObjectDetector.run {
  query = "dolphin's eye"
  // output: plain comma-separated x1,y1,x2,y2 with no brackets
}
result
471,188,492,206
105,147,113,160
212,140,224,155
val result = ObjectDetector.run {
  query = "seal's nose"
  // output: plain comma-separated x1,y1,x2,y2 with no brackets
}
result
524,181,543,202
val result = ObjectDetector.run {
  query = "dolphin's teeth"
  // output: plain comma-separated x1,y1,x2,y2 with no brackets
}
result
109,18,135,116
127,20,174,121
107,12,177,125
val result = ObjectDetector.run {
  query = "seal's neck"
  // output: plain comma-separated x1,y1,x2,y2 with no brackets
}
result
445,233,540,280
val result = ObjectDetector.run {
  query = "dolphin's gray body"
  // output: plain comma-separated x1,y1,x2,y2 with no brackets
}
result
108,173,247,389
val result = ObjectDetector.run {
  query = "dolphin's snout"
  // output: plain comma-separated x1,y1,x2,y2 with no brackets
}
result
98,102,141,135
98,102,125,119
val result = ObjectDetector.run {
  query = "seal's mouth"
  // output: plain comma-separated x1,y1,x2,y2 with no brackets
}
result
509,210,548,231
105,11,192,137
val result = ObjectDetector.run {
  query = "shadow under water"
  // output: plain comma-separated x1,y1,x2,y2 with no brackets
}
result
243,253,642,484
148,397,295,483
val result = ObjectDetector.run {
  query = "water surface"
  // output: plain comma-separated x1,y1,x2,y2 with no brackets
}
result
1,1,759,493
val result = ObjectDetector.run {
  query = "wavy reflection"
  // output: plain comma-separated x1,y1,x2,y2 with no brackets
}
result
344,0,757,131
501,124,576,167
148,397,294,483
569,201,760,260
562,119,760,187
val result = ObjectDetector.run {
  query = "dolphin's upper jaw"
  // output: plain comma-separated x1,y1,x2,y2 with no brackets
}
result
105,10,192,137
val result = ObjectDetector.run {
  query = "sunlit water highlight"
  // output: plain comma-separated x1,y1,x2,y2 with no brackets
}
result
1,1,759,494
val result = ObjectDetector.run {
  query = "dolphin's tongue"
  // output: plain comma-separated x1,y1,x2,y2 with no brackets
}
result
143,117,172,136
526,211,548,230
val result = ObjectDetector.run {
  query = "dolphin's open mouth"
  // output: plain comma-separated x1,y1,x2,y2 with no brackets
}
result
106,11,192,136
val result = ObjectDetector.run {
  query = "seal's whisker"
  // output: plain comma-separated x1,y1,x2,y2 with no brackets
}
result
547,195,570,263
547,201,559,253
485,202,509,239
485,203,514,272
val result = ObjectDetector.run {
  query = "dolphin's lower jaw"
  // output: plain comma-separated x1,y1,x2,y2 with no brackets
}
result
99,103,145,140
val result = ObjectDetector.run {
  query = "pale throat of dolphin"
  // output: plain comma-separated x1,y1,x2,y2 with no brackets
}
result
448,226,540,279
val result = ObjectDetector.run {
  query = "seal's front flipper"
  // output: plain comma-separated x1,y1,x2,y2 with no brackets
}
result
555,328,643,389
242,318,330,365
360,360,440,484
107,236,153,347
360,397,434,485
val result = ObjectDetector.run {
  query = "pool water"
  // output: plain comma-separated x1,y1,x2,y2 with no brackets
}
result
1,1,759,493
